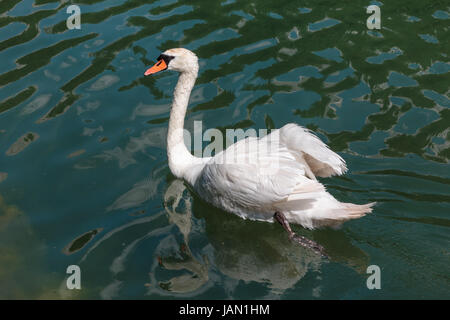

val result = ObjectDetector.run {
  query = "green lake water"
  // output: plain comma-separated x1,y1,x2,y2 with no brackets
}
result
0,0,449,299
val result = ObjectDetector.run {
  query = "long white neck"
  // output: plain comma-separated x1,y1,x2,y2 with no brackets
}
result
167,69,200,180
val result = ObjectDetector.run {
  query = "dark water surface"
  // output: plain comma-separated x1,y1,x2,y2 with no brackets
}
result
0,0,449,299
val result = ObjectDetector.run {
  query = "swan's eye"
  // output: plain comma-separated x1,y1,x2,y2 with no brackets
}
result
157,54,175,65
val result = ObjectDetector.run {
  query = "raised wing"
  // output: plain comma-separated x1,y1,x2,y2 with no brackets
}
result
279,124,347,177
194,132,323,220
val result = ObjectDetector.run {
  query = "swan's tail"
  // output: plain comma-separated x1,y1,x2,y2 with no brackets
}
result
339,201,375,218
272,177,375,229
310,201,376,229
277,193,375,229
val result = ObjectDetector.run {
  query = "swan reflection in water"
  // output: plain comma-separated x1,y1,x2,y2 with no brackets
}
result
65,156,369,298
153,179,370,296
149,178,209,294
58,167,369,298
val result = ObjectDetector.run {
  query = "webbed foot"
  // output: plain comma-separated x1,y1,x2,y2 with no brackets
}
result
274,211,328,258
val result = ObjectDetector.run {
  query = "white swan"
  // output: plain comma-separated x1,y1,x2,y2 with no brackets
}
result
144,48,374,256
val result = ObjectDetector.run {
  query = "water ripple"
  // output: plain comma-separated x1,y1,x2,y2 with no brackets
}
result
0,0,449,299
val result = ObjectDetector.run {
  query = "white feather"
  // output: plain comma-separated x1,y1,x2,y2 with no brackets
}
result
193,126,373,229
157,48,374,230
279,124,347,177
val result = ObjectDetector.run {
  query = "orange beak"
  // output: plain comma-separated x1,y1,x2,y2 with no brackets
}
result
144,59,167,76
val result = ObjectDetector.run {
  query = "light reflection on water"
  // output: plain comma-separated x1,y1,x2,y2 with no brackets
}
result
0,0,449,299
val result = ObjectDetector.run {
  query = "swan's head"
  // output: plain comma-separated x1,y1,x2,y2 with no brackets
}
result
144,48,198,76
